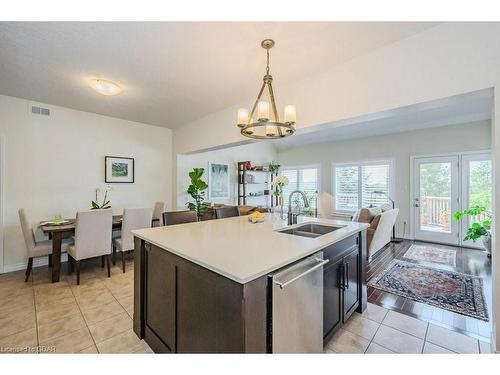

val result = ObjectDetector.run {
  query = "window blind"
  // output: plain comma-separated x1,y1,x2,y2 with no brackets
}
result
334,162,391,211
281,167,319,215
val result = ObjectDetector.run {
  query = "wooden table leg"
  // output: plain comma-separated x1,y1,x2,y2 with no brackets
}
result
51,232,62,283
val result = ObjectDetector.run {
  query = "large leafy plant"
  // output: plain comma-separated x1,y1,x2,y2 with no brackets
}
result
453,205,492,242
186,168,208,220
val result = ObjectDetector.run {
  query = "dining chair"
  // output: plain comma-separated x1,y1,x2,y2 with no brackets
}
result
152,201,165,227
162,210,198,226
215,206,240,219
113,207,152,273
68,209,113,285
19,208,71,282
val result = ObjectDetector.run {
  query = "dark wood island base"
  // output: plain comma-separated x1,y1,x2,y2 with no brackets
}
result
133,230,367,353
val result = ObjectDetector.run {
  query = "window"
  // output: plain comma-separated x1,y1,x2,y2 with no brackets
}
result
281,166,319,215
333,161,392,211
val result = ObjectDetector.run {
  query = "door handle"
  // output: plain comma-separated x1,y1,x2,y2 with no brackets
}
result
344,262,349,289
339,265,345,290
273,258,329,289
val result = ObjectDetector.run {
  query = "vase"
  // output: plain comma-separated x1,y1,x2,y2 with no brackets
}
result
277,196,286,220
482,233,492,257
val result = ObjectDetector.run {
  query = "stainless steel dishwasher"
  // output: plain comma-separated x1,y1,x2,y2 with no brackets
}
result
269,252,328,353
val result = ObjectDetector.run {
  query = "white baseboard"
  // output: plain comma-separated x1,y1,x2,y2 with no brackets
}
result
1,253,69,274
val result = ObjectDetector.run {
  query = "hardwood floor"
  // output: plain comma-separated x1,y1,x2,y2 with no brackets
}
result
367,240,492,343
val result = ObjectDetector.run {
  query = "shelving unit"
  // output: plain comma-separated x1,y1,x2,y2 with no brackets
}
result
237,161,278,208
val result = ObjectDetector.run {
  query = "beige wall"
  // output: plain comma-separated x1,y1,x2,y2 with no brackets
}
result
0,94,173,270
176,142,277,209
277,121,491,238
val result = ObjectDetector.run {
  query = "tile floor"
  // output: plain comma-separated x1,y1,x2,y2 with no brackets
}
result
324,303,494,354
0,257,495,354
0,256,152,354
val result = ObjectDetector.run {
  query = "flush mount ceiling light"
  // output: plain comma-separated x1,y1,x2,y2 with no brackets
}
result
88,78,123,96
237,39,296,139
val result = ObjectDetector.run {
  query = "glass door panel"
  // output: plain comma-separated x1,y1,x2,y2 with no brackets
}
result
461,154,492,247
414,156,459,244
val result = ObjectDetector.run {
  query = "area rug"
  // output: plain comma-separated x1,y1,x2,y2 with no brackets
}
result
368,260,488,321
403,244,457,267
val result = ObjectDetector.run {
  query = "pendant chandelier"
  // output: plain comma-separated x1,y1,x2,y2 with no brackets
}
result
237,39,296,139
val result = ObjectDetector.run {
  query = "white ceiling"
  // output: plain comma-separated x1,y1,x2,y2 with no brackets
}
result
272,88,493,151
0,22,438,128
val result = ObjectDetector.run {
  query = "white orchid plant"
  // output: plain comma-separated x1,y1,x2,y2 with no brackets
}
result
272,176,289,197
91,185,113,209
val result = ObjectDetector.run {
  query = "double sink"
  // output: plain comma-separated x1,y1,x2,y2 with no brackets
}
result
278,223,345,238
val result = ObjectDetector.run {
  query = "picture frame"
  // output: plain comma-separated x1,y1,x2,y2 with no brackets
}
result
208,162,230,200
105,156,135,183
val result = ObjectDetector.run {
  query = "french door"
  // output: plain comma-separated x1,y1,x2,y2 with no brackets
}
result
413,152,492,247
414,156,460,244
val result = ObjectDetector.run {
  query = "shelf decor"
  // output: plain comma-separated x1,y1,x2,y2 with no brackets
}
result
236,39,296,140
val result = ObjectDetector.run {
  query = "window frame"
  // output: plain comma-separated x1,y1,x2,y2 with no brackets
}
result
331,159,395,214
280,164,321,214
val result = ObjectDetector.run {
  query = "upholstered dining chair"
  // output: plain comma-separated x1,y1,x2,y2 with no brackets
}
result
68,209,113,285
215,206,240,219
113,207,152,273
152,201,165,227
162,210,198,226
19,208,71,282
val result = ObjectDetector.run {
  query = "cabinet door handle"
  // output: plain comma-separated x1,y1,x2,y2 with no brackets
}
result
339,265,345,290
344,262,349,289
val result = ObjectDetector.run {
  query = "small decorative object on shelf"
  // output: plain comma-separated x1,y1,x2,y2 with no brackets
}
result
244,174,255,183
245,161,252,170
453,205,492,257
91,185,113,209
268,161,280,175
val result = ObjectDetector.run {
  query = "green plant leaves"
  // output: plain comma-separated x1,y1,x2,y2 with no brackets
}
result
187,168,208,220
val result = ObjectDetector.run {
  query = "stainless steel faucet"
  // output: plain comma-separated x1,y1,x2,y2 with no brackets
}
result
288,190,309,225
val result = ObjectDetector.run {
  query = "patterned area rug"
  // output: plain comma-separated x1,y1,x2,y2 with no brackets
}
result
403,244,457,267
368,260,488,321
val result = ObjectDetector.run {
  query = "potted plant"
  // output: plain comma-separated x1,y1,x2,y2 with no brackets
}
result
91,185,113,209
453,205,492,257
186,168,209,221
268,161,280,175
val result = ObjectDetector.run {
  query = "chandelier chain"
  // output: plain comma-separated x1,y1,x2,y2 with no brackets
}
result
266,49,270,75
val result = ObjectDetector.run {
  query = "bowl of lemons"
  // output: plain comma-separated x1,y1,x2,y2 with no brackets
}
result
248,211,265,223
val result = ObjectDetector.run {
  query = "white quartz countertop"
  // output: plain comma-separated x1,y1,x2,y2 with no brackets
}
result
132,214,369,284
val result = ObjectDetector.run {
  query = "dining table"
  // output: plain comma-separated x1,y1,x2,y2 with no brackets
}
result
40,215,160,283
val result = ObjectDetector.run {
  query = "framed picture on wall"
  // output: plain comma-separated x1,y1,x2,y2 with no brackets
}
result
105,156,135,183
208,162,230,200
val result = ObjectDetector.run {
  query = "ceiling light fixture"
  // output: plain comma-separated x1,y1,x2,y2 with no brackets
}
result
237,39,296,139
88,78,123,96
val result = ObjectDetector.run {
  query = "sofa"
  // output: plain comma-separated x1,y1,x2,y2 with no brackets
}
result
352,206,399,260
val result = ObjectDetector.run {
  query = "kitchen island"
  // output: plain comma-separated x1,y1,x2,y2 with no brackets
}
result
132,214,369,353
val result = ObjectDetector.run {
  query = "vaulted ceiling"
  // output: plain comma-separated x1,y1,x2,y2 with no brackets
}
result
0,22,438,128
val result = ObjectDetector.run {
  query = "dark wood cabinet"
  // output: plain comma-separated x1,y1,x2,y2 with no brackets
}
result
134,238,268,353
343,248,360,320
323,257,343,337
322,234,363,343
145,244,176,353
